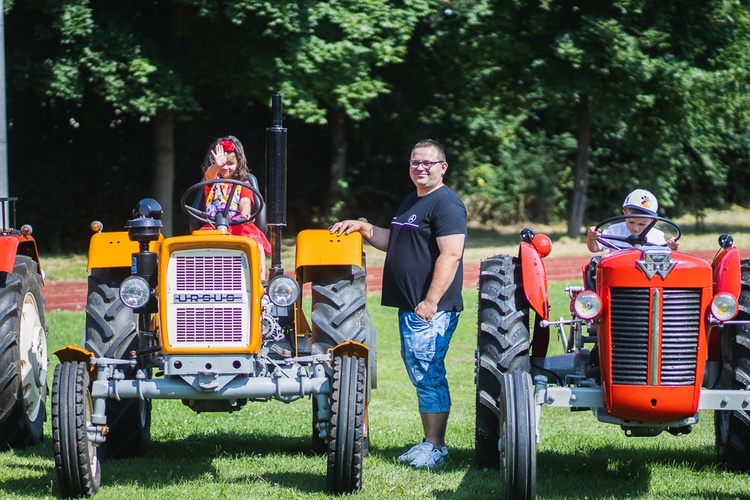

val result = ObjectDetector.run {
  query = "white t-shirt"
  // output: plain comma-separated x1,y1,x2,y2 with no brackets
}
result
602,222,666,249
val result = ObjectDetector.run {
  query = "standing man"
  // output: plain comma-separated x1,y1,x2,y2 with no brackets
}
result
330,139,467,470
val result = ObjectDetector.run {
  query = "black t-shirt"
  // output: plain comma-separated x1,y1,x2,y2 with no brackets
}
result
381,185,467,312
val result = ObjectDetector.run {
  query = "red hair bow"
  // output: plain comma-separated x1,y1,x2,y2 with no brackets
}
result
219,139,236,153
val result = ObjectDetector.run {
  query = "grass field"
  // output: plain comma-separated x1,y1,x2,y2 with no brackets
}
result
4,206,750,498
3,284,750,499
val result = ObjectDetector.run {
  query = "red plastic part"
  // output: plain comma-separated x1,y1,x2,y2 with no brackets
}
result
520,240,550,321
712,246,741,299
0,236,19,273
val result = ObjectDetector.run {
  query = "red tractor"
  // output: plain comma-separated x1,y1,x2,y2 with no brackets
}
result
0,197,48,450
475,216,750,499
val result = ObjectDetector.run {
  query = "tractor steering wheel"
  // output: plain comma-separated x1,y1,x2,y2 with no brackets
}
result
180,178,265,228
594,214,681,250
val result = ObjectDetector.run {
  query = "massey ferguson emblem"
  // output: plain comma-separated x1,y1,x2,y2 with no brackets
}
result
636,249,676,279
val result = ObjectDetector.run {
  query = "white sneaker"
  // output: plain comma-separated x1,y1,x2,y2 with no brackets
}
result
409,441,448,470
397,441,426,463
397,440,449,468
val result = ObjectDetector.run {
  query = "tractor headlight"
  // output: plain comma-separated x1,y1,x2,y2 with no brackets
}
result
267,275,300,307
573,290,601,320
119,276,152,309
711,292,738,321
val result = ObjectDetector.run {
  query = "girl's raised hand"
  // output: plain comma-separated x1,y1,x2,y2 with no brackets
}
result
210,144,227,167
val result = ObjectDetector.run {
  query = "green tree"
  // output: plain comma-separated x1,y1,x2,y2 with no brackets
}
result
7,0,202,236
420,0,750,235
235,0,436,217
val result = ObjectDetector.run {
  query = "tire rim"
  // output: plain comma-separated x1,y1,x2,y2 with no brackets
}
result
19,291,48,421
85,388,100,477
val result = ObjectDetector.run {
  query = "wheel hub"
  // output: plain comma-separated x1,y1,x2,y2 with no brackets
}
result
19,292,48,419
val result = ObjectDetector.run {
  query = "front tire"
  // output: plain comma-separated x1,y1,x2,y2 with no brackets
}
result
85,270,151,458
714,259,750,471
0,256,48,449
326,354,366,494
475,255,531,468
51,361,101,497
500,371,537,499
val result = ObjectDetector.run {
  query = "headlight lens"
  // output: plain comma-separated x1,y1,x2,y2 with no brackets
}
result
267,275,300,307
711,292,738,321
119,276,152,309
573,290,601,320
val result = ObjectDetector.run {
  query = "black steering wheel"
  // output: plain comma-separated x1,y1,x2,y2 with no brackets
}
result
180,178,265,228
594,214,681,250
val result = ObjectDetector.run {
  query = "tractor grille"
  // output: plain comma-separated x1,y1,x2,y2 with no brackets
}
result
174,255,245,291
609,288,700,386
610,289,649,385
167,250,250,348
660,289,700,385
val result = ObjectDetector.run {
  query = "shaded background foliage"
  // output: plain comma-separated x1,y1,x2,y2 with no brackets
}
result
4,0,750,253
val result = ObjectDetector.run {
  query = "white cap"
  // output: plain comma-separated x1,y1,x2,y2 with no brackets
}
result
622,189,658,216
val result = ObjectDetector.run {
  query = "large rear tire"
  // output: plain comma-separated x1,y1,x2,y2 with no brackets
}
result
714,259,750,471
325,354,366,494
500,371,537,500
475,255,531,468
51,361,101,498
0,256,48,449
85,269,151,458
311,266,370,353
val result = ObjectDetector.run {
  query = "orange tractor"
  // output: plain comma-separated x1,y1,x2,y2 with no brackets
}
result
0,197,48,450
476,217,750,498
51,97,375,496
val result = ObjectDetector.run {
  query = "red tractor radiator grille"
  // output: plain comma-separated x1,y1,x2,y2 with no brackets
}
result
609,288,700,386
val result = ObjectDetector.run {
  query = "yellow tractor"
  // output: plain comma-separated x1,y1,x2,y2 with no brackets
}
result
52,96,375,496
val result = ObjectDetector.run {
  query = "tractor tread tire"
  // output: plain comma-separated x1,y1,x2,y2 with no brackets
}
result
475,255,530,469
715,258,750,471
326,354,366,494
52,361,100,497
85,270,151,459
0,256,47,449
311,266,370,353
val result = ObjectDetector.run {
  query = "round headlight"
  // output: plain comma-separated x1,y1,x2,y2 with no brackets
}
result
711,292,739,321
267,275,300,307
573,290,602,320
119,276,152,309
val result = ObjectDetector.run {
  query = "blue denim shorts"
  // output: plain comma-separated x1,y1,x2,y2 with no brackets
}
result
398,310,460,413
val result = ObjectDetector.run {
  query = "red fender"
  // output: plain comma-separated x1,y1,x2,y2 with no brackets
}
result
0,236,20,274
708,246,742,362
712,246,741,298
520,238,550,321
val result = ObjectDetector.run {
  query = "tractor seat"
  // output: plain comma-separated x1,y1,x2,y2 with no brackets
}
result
188,173,267,234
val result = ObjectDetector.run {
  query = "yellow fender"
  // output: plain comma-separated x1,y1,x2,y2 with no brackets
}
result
296,229,364,268
54,345,98,378
88,231,163,270
332,340,369,363
53,345,95,364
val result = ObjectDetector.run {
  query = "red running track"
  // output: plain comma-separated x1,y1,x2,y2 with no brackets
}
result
41,250,724,312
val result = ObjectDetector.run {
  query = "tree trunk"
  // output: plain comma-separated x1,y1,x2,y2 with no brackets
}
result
153,109,175,236
566,94,591,238
328,107,347,215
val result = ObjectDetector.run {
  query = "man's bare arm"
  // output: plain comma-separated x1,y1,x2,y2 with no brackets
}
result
415,233,465,321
